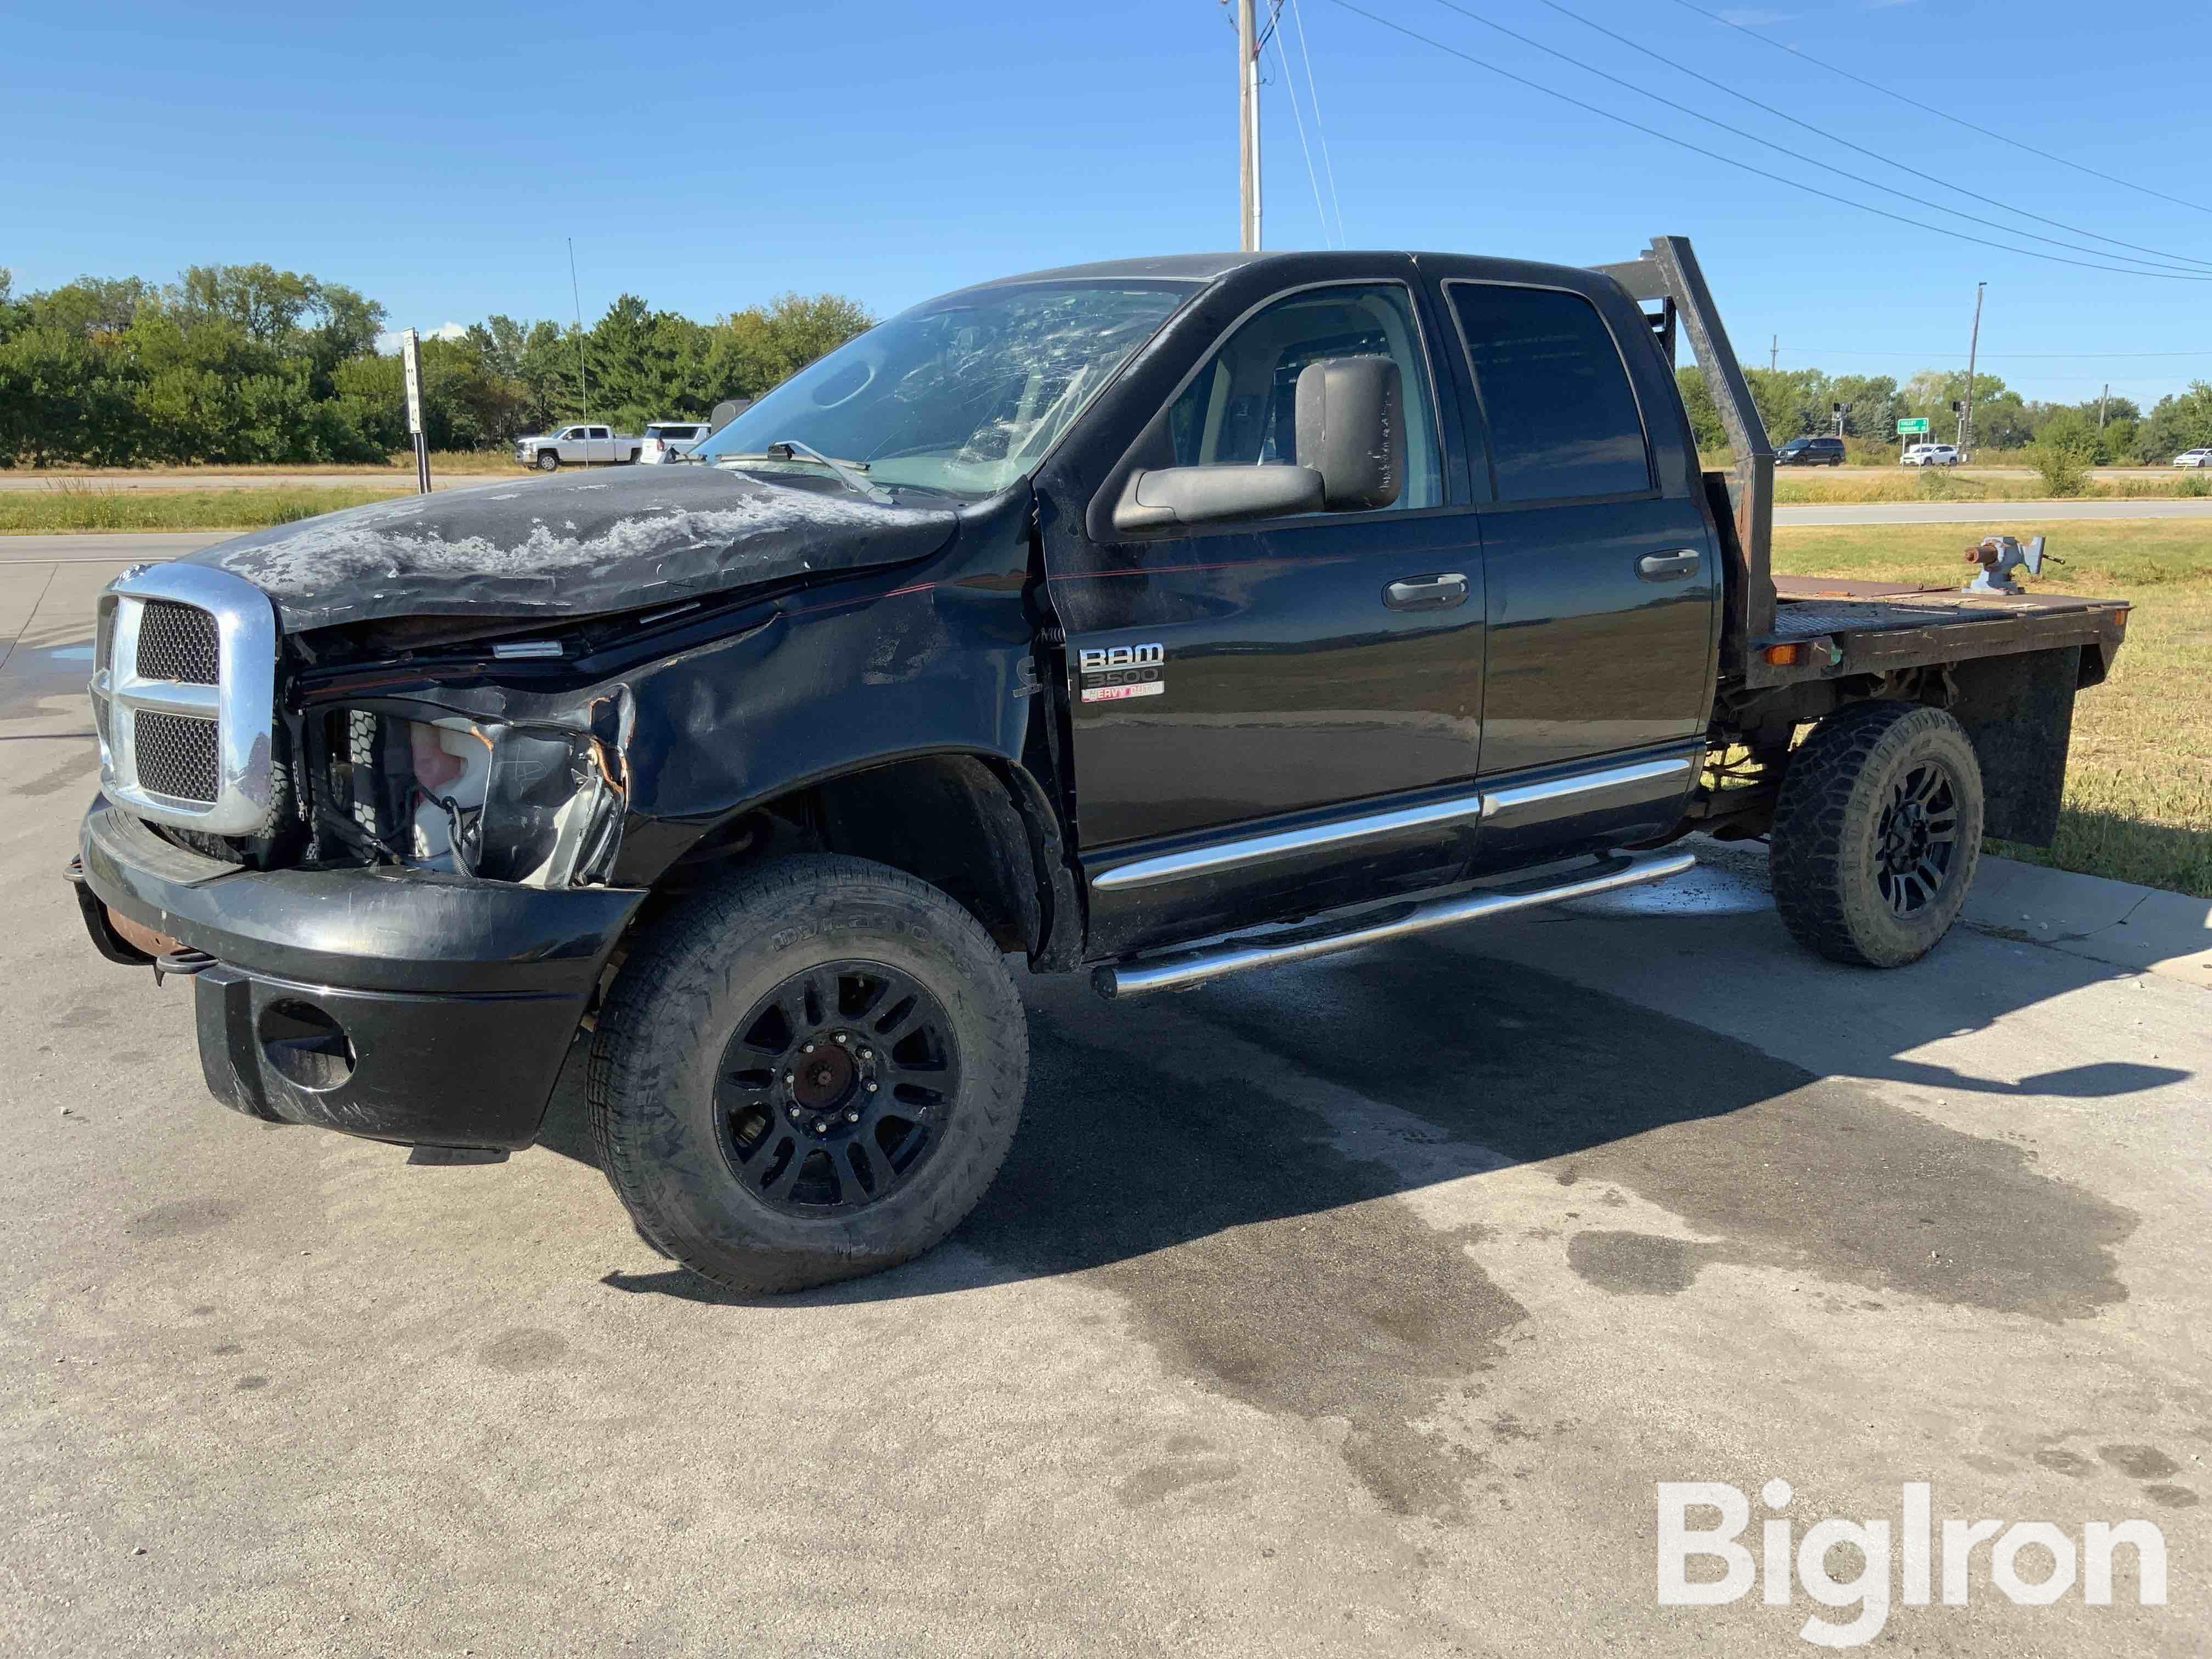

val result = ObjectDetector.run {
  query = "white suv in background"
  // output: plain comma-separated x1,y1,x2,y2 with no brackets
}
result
2174,448,2212,469
1901,443,1961,467
639,421,711,464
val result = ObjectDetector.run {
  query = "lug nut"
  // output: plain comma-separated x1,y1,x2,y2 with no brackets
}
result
814,1118,829,1135
833,1033,848,1046
802,1042,816,1054
783,1071,795,1085
845,1110,860,1122
864,1081,878,1093
859,1048,873,1061
787,1106,800,1119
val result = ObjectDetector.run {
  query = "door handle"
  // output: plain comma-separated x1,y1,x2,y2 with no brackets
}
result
1383,572,1469,611
1637,550,1701,582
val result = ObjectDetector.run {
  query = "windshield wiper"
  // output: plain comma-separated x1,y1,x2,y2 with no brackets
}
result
715,440,894,505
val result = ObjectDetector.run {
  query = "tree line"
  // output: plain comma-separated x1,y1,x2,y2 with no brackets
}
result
5,259,2207,469
1678,363,2212,464
0,263,874,467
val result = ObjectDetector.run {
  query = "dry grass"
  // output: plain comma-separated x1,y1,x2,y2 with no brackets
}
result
1774,520,2212,898
0,487,402,533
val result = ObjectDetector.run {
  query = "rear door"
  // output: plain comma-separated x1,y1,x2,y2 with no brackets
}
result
1423,264,1717,861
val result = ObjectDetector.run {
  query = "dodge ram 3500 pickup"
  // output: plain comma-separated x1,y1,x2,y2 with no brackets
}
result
71,239,2129,1293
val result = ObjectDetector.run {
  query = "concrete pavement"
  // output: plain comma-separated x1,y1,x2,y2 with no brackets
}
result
2,573,2206,1654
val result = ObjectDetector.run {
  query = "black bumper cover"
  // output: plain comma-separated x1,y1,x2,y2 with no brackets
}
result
76,800,647,1150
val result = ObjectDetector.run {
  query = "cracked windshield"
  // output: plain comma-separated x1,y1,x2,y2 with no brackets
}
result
694,281,1191,498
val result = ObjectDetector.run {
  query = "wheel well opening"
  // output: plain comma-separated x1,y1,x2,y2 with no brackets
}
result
654,755,1054,957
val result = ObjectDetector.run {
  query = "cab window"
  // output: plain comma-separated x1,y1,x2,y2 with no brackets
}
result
1445,282,1652,502
1165,283,1443,512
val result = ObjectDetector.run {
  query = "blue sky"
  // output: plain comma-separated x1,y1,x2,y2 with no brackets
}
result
4,1,2208,405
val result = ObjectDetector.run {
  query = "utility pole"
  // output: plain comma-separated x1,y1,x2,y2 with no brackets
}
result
1770,334,1778,372
1960,280,1985,458
1237,0,1262,251
568,236,592,433
2098,383,2111,428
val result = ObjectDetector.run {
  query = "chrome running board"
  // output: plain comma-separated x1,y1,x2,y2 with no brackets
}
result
1091,849,1697,1000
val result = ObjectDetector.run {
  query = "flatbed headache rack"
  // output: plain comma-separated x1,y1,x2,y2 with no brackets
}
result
1593,237,2128,692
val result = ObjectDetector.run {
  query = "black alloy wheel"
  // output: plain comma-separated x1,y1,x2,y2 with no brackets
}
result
716,962,958,1217
1872,759,1960,917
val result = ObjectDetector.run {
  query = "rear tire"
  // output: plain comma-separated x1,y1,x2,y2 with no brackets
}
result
1769,702,1984,968
589,854,1028,1294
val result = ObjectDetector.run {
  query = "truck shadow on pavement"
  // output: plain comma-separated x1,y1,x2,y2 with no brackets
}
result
566,933,2180,1341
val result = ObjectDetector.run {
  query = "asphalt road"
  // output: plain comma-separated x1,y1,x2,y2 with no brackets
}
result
1776,500,2212,526
2,546,2207,1655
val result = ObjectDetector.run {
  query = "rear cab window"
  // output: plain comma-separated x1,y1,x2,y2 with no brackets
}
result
1443,282,1652,502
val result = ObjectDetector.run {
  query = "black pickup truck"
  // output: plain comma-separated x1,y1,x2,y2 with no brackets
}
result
72,238,2129,1292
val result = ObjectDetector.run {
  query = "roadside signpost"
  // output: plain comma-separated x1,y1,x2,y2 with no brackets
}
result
400,328,430,494
1897,415,1928,462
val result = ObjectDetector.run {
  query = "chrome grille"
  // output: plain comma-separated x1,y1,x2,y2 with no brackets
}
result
93,565,278,835
132,710,220,802
135,600,221,684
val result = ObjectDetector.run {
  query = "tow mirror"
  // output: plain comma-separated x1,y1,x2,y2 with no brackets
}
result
1295,355,1403,511
1111,462,1325,533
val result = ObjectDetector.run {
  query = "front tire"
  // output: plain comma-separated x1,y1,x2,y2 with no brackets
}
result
535,450,560,472
1769,702,1985,967
589,855,1028,1294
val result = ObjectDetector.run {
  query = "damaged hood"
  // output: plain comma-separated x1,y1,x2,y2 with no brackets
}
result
183,465,961,633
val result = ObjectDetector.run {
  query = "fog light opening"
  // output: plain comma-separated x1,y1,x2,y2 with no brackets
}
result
259,1000,356,1091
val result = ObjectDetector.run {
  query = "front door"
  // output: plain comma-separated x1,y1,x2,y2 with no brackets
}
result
1047,274,1488,956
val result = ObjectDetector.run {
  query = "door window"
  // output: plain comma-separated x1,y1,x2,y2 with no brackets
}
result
590,426,611,439
1165,283,1443,512
1445,283,1651,502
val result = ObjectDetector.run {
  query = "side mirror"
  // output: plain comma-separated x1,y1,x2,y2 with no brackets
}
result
1295,356,1403,511
1111,463,1325,533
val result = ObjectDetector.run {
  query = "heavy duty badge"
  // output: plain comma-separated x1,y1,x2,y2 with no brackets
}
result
1078,642,1166,703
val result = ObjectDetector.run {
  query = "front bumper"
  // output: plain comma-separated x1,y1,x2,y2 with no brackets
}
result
75,799,647,1150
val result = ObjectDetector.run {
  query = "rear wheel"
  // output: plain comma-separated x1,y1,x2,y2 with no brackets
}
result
589,854,1028,1294
1769,701,1984,967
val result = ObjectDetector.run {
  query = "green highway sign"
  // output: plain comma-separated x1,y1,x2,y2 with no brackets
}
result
1897,417,1931,435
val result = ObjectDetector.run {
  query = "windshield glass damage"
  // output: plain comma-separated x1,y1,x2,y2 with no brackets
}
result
693,280,1193,498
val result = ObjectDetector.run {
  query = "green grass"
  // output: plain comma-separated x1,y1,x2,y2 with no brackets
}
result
7,450,519,477
1774,520,2212,898
0,487,404,533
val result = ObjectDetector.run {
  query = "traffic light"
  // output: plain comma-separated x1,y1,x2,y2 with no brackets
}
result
1951,400,1966,416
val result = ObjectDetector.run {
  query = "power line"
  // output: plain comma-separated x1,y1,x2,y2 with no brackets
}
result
1272,15,1333,245
1536,0,2212,273
1664,0,2212,219
1323,1,2212,282
1424,0,2212,280
1288,0,1347,247
1787,348,2212,360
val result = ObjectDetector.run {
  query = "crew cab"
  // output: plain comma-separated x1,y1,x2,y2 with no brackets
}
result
72,238,2128,1296
513,424,641,470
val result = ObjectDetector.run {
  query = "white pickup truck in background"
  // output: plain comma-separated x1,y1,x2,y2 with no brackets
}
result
514,424,642,470
638,420,712,464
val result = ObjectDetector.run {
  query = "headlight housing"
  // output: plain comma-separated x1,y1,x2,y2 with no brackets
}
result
323,706,624,888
